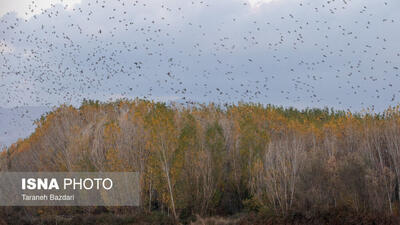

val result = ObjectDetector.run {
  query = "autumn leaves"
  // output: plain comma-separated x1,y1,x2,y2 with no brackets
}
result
3,100,400,219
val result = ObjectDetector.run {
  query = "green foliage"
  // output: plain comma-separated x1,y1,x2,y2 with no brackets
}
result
4,99,400,221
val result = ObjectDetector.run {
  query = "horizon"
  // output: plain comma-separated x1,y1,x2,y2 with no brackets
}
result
1,97,397,149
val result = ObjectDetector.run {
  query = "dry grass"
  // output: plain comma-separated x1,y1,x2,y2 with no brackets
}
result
190,214,240,225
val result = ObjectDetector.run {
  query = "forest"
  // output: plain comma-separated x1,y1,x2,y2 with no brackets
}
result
1,99,400,224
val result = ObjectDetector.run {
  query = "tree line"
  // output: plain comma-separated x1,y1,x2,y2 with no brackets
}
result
2,99,400,221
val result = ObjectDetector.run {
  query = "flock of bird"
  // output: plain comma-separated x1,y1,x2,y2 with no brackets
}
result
0,0,400,145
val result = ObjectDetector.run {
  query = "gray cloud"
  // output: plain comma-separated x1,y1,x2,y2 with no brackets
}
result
0,0,399,112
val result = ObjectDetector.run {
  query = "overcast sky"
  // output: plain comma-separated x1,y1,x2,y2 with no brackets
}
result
1,0,400,113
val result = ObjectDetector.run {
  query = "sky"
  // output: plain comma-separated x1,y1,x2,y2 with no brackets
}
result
1,0,400,146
